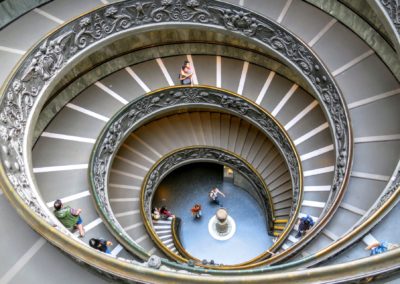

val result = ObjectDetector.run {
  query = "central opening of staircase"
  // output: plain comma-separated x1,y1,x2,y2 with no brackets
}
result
152,162,273,265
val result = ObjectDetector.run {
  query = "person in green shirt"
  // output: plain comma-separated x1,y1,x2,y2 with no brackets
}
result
53,199,85,237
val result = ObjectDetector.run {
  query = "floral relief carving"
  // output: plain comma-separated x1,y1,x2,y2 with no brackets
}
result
90,87,300,244
0,0,356,254
210,6,273,36
141,147,275,225
151,0,217,23
380,0,400,32
125,2,154,23
369,170,400,216
22,32,74,82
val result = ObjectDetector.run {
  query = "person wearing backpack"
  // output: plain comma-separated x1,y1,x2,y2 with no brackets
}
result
89,238,113,254
53,199,85,237
296,215,314,238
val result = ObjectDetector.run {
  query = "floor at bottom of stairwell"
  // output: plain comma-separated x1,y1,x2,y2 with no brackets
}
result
153,163,273,265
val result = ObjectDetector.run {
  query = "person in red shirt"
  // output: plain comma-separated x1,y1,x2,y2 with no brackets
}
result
191,204,202,219
160,206,175,219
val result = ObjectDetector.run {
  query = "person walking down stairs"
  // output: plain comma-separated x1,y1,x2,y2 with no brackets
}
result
53,199,85,237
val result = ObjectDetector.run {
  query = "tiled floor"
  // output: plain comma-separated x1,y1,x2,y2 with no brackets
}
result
153,163,273,265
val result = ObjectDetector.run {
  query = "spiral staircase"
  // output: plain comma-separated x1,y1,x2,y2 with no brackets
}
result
0,0,399,283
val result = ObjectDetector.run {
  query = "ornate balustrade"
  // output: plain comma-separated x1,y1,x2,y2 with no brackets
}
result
4,0,391,281
90,86,302,268
139,146,278,264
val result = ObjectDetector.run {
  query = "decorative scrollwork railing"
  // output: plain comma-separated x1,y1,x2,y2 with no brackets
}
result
0,0,359,280
90,86,302,268
142,146,275,231
0,0,350,225
378,0,400,34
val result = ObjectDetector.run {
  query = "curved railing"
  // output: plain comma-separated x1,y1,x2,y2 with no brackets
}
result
298,161,400,268
171,217,198,262
0,0,375,280
368,0,400,56
142,146,275,231
139,146,278,265
305,0,400,80
90,86,303,268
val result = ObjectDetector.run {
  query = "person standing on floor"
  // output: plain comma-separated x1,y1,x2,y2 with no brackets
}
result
209,187,225,206
53,199,85,237
191,203,202,219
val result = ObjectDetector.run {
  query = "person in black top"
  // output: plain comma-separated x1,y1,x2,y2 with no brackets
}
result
89,238,113,254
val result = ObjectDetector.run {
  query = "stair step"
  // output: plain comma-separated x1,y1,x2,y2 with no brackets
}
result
153,220,172,224
163,239,173,245
274,219,288,224
159,234,172,240
288,235,299,243
273,225,285,230
154,225,171,229
156,229,172,234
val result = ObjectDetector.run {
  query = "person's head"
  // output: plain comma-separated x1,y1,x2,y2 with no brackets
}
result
161,206,167,211
152,208,158,214
303,219,310,226
89,238,100,248
195,204,200,208
182,60,190,70
54,199,63,210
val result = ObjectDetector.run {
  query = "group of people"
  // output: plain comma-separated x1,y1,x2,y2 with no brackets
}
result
191,187,227,219
53,199,113,254
152,206,175,220
295,216,399,257
190,187,226,219
53,196,398,258
151,187,226,222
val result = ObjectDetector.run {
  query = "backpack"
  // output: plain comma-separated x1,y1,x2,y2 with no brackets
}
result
305,215,314,226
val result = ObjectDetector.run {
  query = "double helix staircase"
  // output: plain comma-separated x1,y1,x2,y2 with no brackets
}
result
0,0,399,283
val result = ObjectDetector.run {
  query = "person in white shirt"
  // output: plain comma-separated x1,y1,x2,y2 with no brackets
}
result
209,187,225,206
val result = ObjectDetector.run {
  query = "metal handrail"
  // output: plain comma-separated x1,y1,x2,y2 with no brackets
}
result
139,146,287,268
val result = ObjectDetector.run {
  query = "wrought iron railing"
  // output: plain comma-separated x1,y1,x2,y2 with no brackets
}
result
5,0,400,282
89,86,303,268
139,146,282,265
